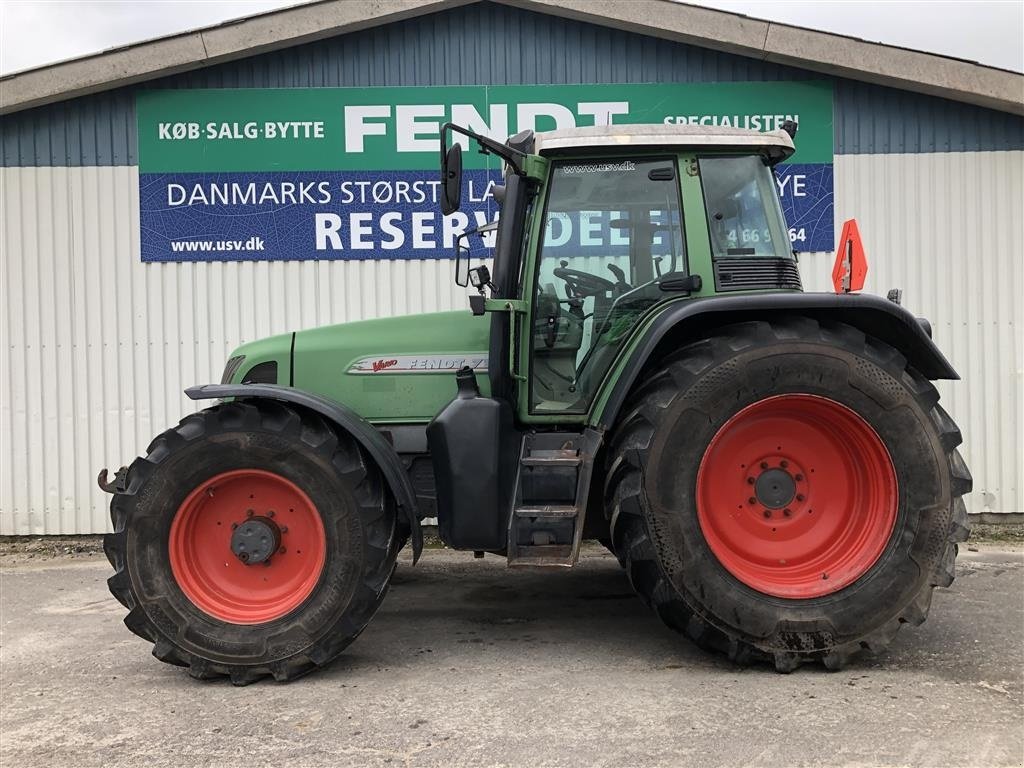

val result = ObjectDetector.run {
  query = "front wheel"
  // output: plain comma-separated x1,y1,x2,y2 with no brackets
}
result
104,400,402,684
605,318,971,671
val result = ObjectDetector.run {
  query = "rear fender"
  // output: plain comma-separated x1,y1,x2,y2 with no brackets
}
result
595,292,958,430
186,384,422,562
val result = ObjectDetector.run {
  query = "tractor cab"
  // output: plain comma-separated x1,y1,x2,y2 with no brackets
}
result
428,122,802,566
443,123,799,416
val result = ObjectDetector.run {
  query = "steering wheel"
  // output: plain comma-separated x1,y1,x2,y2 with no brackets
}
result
553,265,617,298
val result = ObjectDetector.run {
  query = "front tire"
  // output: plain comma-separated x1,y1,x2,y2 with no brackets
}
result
605,318,971,671
104,400,402,684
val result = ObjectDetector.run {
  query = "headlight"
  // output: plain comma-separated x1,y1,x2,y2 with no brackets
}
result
220,355,246,384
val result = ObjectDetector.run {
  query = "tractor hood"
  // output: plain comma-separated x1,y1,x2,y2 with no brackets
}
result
284,310,490,423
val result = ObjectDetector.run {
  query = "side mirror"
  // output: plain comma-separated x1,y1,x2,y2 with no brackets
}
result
455,231,470,287
453,220,498,288
441,143,463,216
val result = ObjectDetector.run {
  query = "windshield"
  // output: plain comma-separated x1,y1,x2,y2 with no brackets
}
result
529,157,685,414
699,155,791,259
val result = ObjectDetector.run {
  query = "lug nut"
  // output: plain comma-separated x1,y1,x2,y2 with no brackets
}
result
278,546,286,555
747,477,755,485
783,508,792,517
749,497,757,505
795,474,804,481
267,510,275,518
239,552,249,562
231,522,238,530
763,510,772,518
760,462,769,469
796,494,805,502
780,460,789,468
246,509,254,517
280,526,288,534
263,559,272,567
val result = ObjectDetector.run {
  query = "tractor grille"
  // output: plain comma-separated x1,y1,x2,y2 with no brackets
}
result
713,258,802,292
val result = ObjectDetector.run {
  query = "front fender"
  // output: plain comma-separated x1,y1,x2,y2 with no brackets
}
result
594,292,958,430
186,383,422,563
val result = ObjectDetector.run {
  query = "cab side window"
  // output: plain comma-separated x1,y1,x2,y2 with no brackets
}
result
700,155,790,259
530,157,685,413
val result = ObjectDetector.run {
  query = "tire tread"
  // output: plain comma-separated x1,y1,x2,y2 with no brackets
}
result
604,317,972,672
104,400,403,685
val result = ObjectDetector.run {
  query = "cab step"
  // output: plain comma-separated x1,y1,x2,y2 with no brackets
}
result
508,543,573,565
507,429,601,568
515,505,578,518
520,453,583,468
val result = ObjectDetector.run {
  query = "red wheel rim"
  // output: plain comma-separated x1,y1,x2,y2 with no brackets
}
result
169,469,327,624
696,394,897,599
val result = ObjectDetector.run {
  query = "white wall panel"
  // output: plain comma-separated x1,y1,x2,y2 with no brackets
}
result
0,165,471,535
1,153,1021,533
798,151,1023,517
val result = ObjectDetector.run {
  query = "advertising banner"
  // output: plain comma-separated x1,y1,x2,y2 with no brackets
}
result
137,81,834,261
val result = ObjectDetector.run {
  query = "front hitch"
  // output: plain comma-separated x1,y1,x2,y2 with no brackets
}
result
97,466,129,494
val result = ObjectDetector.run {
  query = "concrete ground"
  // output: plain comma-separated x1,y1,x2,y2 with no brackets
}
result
1,543,1022,768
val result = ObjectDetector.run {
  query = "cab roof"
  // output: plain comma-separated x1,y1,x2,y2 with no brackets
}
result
533,123,796,161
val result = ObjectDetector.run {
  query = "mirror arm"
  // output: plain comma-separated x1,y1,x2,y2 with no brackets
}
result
440,123,527,177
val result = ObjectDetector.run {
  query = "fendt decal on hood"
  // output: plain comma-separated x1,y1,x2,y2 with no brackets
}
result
348,354,488,375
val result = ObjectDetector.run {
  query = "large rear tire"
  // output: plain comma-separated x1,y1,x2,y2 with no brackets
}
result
104,400,402,684
605,318,971,671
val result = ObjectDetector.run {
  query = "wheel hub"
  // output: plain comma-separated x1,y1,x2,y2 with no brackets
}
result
168,469,327,624
754,467,796,509
695,394,898,599
230,515,281,565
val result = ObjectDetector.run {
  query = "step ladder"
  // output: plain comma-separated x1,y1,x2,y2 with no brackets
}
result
507,429,602,567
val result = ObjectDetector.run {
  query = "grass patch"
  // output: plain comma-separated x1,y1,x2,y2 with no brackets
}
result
967,524,1024,545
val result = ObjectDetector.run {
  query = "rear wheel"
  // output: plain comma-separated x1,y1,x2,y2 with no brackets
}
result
104,400,402,684
605,318,971,671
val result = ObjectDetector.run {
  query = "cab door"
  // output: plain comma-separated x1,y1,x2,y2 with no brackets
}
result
515,154,694,421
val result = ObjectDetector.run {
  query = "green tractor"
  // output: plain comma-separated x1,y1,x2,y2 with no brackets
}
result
100,122,971,683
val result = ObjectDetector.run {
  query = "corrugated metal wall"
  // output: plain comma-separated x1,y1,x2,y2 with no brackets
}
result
1,150,1021,533
1,1,1022,533
0,165,472,535
3,1,1023,167
800,151,1023,518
